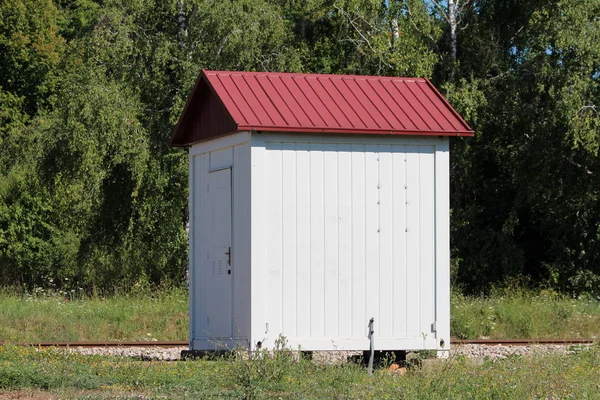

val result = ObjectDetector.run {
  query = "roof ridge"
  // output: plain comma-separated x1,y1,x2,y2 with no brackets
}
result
203,70,429,82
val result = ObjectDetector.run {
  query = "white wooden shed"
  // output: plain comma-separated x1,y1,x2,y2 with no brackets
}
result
170,70,473,353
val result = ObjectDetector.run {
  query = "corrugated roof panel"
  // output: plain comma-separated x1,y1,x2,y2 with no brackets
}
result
379,79,426,131
270,76,315,128
335,79,378,129
317,77,365,129
301,77,340,128
257,75,299,126
170,70,474,146
343,79,385,129
395,80,441,131
289,76,327,127
367,79,410,130
419,81,465,131
230,74,272,126
216,75,257,126
243,75,287,127
355,79,402,130
354,79,398,129
410,81,455,131
306,77,350,127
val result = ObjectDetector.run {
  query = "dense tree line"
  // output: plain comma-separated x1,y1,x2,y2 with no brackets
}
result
0,0,598,295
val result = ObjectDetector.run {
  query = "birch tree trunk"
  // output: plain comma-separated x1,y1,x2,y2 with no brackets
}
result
177,0,187,49
391,17,400,47
448,0,458,79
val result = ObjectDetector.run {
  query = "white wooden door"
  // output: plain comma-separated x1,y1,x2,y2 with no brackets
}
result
205,168,233,338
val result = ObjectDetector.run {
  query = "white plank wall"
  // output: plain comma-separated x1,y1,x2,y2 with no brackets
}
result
263,140,437,342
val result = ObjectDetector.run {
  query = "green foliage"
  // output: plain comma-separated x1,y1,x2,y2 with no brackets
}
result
0,0,65,114
448,0,600,294
40,71,151,288
0,0,599,294
284,0,441,77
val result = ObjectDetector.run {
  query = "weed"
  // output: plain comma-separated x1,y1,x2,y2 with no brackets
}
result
228,335,299,399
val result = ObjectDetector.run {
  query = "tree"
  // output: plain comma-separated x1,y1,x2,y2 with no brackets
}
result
282,0,441,77
0,0,64,115
448,0,600,294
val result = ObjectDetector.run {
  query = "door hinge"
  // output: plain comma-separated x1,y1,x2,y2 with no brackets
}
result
431,322,437,333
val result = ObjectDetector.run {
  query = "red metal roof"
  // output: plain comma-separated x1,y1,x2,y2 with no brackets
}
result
170,70,473,146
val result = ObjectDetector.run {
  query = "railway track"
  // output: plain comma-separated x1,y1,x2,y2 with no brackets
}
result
0,341,188,348
452,338,596,346
0,339,596,348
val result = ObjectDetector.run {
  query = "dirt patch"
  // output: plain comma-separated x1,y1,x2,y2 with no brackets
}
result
0,390,149,400
0,390,57,400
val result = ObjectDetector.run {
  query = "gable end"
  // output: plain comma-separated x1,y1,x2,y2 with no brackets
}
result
169,77,238,147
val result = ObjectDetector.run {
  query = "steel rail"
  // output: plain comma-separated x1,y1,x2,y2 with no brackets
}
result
452,338,597,346
0,339,596,348
0,341,188,348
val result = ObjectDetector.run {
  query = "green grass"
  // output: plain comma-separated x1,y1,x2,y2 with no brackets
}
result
0,344,599,399
1,286,600,342
0,288,188,342
451,289,600,339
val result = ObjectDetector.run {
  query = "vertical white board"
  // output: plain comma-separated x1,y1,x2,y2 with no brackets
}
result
351,145,366,338
265,147,283,337
296,145,311,338
392,148,407,337
323,144,339,337
280,142,297,337
364,146,380,331
338,146,353,337
419,149,436,339
309,146,325,337
378,147,394,338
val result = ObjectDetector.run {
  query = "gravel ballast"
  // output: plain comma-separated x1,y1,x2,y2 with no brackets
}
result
57,342,593,361
450,343,592,359
62,346,188,361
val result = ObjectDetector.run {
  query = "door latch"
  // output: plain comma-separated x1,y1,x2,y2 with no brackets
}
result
225,247,231,265
225,247,231,274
